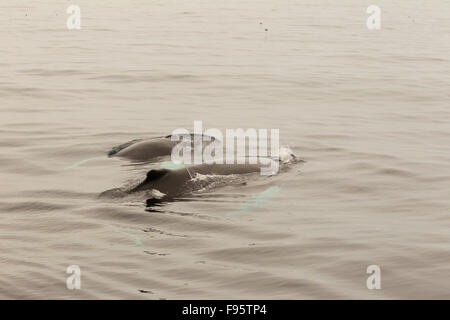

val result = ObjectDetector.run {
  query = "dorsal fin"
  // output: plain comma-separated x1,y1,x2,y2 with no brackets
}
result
145,169,169,182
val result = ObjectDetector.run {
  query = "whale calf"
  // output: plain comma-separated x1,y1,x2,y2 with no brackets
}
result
108,134,217,162
109,137,177,162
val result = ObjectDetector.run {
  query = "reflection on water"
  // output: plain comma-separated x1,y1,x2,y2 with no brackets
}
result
227,186,282,217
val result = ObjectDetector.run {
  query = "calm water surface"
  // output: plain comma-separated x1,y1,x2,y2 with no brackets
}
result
0,0,449,298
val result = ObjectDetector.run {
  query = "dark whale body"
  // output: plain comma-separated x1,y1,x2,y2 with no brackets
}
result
102,135,298,206
99,162,266,201
133,163,263,195
110,138,177,162
108,134,217,162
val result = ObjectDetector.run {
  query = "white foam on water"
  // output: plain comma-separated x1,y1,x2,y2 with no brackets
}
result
279,146,296,163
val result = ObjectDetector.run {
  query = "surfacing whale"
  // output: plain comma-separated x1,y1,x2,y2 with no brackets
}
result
103,135,299,206
108,134,217,162
99,162,272,202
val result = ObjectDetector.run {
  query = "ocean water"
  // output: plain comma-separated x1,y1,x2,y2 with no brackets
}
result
0,0,449,299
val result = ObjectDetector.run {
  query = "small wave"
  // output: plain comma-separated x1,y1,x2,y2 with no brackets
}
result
0,201,70,212
375,168,416,178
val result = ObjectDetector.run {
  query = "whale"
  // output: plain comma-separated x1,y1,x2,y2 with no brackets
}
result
102,135,299,205
109,137,177,162
99,162,271,201
133,163,265,194
108,134,217,162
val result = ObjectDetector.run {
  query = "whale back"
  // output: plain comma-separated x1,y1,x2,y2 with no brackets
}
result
113,138,177,162
188,163,263,176
109,134,222,163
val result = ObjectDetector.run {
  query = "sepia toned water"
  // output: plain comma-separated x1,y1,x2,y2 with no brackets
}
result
1,0,449,299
